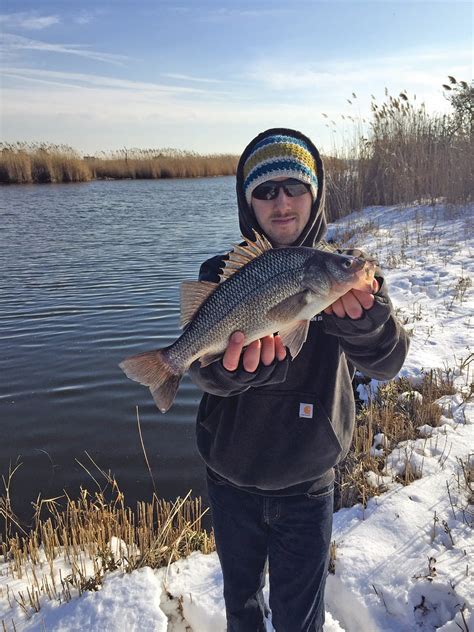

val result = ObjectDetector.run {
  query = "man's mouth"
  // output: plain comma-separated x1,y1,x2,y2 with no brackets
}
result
272,217,295,225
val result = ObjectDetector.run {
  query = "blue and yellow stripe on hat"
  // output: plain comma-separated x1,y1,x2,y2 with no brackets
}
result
243,134,318,206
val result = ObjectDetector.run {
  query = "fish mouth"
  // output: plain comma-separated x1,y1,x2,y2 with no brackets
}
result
351,259,377,291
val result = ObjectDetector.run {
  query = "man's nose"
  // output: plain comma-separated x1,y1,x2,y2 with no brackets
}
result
274,187,291,209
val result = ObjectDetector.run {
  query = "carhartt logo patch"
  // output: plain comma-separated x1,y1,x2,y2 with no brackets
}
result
299,403,313,418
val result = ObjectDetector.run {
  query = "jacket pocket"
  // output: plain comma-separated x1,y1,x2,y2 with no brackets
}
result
198,390,342,490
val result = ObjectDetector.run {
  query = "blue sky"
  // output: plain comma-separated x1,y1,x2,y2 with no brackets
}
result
0,0,472,155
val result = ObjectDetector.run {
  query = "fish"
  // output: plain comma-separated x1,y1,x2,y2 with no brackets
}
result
119,232,376,413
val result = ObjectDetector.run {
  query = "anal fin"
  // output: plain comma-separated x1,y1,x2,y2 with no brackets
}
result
199,351,222,368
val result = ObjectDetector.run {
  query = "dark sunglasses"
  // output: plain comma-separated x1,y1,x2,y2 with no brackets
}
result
252,178,311,201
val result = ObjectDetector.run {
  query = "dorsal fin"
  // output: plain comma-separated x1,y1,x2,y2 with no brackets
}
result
219,230,273,282
180,280,218,328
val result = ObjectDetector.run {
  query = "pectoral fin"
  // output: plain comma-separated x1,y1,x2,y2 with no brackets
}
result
267,291,311,322
278,320,310,359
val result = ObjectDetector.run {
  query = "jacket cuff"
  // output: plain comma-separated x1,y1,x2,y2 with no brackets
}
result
189,356,290,396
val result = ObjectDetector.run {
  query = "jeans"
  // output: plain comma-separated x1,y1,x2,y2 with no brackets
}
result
207,474,334,632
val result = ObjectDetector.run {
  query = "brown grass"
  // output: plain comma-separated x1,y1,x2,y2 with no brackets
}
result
1,463,214,624
324,78,472,220
0,143,238,184
334,369,458,509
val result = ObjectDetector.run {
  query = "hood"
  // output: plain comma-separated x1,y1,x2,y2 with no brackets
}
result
236,127,327,248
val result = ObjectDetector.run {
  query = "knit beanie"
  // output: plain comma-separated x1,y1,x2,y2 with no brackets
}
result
242,134,319,206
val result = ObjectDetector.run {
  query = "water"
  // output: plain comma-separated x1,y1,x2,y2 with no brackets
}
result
0,177,239,524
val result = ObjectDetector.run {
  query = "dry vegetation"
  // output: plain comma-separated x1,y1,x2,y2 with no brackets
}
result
334,368,460,510
1,363,471,627
0,145,238,184
1,77,471,216
323,77,472,220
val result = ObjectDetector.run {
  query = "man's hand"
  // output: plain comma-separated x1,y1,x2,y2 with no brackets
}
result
324,280,379,319
222,332,287,372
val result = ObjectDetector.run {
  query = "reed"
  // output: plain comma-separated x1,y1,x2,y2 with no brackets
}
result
1,462,214,624
87,148,238,180
0,144,238,184
0,143,91,184
334,368,458,510
324,77,472,220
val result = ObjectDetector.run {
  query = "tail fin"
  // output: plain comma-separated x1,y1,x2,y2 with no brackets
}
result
119,349,182,413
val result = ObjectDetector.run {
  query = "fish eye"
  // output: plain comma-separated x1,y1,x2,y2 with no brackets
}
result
342,259,352,269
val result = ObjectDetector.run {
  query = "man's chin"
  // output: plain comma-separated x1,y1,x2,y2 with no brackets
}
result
268,230,299,247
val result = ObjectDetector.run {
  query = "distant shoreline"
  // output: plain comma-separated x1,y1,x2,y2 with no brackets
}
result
0,145,239,185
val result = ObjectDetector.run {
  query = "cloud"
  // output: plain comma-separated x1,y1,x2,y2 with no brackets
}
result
1,67,229,96
74,13,94,25
161,73,224,84
200,7,292,21
243,46,471,119
0,12,60,30
246,47,472,93
0,33,130,66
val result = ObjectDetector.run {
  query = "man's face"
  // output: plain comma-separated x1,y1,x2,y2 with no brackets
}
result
251,176,312,247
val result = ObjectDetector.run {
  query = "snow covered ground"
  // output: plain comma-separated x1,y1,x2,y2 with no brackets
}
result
1,203,472,631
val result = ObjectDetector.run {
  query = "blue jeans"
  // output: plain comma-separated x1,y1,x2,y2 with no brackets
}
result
207,474,334,632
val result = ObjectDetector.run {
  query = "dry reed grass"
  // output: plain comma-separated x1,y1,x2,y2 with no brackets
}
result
334,368,459,509
0,144,238,184
1,457,214,625
324,77,472,221
0,143,90,184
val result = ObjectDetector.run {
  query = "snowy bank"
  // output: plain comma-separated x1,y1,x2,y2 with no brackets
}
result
1,203,472,631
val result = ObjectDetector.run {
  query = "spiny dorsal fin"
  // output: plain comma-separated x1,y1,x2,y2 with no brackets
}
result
219,230,273,283
180,280,218,328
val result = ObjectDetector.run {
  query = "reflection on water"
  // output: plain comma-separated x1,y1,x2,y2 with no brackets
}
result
0,177,239,523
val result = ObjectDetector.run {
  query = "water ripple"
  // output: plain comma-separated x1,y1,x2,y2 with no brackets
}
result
0,178,239,518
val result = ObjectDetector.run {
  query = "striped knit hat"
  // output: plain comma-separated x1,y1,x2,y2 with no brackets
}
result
243,134,318,206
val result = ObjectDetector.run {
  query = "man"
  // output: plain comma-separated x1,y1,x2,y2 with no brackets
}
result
189,129,409,631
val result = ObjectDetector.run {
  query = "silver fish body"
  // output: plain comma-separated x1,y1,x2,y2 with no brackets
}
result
120,235,374,412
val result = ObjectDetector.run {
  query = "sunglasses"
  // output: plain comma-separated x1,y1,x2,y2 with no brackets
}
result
252,178,311,201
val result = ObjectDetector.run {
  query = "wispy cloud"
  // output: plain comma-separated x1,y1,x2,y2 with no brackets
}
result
1,33,130,66
74,13,94,26
201,7,292,21
1,67,229,96
0,12,59,30
245,47,471,100
161,73,223,84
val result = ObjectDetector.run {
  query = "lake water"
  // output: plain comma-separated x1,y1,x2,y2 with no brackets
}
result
0,177,239,525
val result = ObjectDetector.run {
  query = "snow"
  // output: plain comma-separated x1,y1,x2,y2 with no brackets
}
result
1,203,473,631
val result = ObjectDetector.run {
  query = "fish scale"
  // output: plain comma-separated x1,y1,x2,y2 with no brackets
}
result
168,249,311,367
119,234,374,412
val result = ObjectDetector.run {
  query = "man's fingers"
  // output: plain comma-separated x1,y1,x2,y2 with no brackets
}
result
223,332,288,372
341,292,363,319
325,289,376,319
260,335,276,366
274,335,287,361
242,340,261,373
330,297,346,318
222,331,245,371
352,288,375,310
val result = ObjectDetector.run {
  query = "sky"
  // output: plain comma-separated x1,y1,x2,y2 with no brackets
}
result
0,0,472,155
